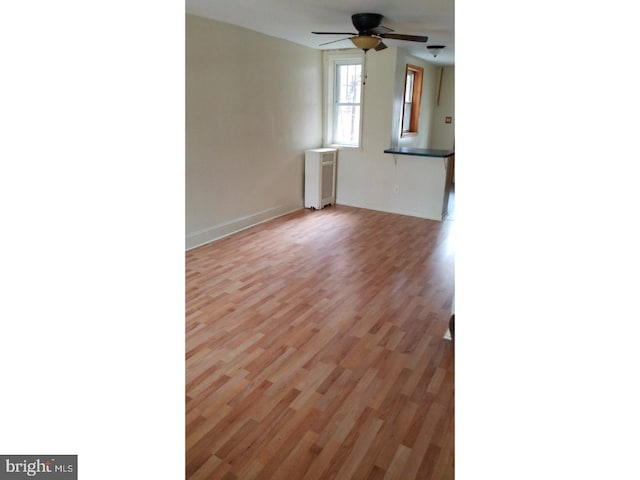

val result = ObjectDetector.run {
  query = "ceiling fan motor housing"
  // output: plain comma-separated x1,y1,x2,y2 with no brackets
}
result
351,13,383,33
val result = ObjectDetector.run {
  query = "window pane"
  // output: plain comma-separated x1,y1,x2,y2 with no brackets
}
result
335,105,360,145
403,103,412,131
405,72,414,103
337,64,361,103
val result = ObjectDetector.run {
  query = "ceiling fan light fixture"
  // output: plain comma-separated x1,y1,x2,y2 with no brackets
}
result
427,45,445,58
350,35,381,51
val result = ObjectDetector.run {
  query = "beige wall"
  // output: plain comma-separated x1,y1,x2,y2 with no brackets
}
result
186,15,322,249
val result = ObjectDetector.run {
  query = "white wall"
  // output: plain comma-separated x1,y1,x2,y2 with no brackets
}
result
335,47,449,220
186,15,322,249
430,66,455,150
392,50,440,150
331,48,399,213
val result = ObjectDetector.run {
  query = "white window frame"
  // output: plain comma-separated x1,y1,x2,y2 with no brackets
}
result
323,50,365,149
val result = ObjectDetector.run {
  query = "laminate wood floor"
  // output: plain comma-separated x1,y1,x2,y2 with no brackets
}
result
186,205,455,479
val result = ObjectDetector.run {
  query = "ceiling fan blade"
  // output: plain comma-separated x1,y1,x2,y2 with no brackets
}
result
374,41,388,51
369,25,393,35
312,31,357,35
379,33,428,43
318,37,351,47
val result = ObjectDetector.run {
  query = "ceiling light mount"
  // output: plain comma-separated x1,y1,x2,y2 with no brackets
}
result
427,45,445,58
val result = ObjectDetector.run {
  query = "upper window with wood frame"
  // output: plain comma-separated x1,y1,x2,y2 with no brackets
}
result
401,65,423,137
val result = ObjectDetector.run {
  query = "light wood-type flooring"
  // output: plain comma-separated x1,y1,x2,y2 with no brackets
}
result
186,205,455,479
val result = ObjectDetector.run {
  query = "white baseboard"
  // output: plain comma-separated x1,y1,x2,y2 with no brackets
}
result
186,203,302,250
335,200,443,222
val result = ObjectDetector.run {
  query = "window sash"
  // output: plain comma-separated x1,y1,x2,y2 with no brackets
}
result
334,104,361,145
333,63,361,146
401,65,423,136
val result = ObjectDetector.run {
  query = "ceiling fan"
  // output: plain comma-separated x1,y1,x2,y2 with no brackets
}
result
312,13,428,52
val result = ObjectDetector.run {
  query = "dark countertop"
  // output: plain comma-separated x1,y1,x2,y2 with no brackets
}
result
383,147,454,157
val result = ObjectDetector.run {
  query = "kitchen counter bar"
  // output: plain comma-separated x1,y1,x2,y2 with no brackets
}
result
383,147,454,157
382,147,454,221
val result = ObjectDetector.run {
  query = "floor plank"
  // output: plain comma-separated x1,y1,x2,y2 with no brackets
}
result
186,205,454,479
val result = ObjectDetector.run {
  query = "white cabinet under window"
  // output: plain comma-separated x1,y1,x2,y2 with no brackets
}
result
304,148,337,209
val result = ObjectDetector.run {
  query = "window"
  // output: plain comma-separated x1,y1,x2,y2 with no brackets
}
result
401,65,423,136
324,52,363,147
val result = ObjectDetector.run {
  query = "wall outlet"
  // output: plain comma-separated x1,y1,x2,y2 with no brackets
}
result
394,185,400,194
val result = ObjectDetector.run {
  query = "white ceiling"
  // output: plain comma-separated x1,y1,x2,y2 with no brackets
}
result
185,0,454,65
